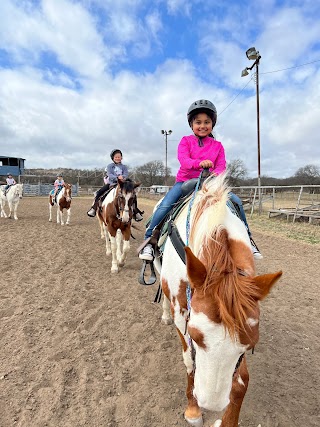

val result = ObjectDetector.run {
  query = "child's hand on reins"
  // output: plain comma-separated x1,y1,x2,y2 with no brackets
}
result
199,160,213,169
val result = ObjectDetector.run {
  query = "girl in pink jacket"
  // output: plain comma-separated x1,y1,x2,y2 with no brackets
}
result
139,99,262,261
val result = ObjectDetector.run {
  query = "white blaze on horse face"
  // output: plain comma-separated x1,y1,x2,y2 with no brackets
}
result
122,192,132,223
189,311,248,412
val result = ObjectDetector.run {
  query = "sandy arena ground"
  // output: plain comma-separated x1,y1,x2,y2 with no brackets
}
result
0,196,319,427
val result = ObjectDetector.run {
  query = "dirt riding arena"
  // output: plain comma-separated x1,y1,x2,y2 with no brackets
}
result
0,196,319,427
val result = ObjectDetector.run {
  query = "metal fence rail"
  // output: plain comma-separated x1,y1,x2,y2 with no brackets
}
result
22,183,79,196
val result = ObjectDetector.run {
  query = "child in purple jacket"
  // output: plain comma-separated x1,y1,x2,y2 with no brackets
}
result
139,99,262,261
87,149,143,221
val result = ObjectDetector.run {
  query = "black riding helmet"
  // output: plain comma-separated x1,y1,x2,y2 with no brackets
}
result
110,149,123,161
187,99,217,128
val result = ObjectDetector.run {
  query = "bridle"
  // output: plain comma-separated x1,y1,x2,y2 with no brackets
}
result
114,189,133,221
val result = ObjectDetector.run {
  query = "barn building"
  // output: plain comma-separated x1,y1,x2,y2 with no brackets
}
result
0,156,25,179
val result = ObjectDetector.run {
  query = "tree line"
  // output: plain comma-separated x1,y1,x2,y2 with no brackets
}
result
22,161,320,187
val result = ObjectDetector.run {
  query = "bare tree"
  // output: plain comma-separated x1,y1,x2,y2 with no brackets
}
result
294,164,320,185
227,159,248,186
131,160,171,187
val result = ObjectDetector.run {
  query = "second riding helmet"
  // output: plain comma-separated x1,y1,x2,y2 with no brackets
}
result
187,99,217,127
110,149,123,160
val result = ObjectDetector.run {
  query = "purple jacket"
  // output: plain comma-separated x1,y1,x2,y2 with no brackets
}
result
176,135,226,182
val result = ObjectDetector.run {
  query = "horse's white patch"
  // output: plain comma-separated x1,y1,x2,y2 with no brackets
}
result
237,374,245,386
189,310,248,412
246,317,259,327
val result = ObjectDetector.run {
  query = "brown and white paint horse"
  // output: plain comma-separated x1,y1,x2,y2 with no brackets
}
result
155,174,282,427
97,178,141,273
0,183,23,220
49,183,72,225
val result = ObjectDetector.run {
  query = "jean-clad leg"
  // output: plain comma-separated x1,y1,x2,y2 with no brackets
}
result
145,182,183,238
229,192,251,236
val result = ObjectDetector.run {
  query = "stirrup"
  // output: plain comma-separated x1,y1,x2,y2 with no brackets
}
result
138,260,157,285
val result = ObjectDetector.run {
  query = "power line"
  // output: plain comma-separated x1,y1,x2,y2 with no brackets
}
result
218,58,320,117
261,59,320,74
219,76,254,116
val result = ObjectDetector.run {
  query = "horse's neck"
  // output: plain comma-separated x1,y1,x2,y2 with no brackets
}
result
55,188,63,201
104,188,117,205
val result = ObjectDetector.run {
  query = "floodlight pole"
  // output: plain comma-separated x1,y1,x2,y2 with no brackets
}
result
241,48,262,214
255,59,262,214
161,130,172,186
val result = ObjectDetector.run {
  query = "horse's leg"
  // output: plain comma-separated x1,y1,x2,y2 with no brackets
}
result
57,207,63,225
13,202,19,220
108,229,119,273
117,228,130,267
97,215,105,239
0,199,7,218
116,229,123,264
8,201,13,219
161,293,172,325
66,207,71,225
104,227,111,256
49,203,52,222
215,356,249,427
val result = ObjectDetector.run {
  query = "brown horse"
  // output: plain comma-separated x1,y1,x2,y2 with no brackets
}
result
156,174,282,427
97,178,141,273
49,183,72,225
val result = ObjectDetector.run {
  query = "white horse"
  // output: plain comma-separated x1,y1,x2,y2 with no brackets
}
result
49,183,72,225
0,184,24,220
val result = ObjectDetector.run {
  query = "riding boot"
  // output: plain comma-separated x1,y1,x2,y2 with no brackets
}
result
133,197,144,222
87,200,99,217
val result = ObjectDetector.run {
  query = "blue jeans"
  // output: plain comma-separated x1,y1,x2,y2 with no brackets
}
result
144,184,251,239
229,192,251,237
145,182,184,238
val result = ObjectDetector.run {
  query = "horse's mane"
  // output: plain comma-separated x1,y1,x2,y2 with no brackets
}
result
190,173,259,337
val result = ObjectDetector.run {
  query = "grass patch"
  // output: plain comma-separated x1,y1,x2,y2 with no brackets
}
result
248,214,320,245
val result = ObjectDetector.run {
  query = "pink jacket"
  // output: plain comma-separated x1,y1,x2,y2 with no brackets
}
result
176,135,226,182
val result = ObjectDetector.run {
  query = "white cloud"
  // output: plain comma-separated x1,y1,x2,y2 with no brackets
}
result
0,0,319,179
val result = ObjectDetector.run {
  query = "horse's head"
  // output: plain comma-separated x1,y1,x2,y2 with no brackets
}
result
17,184,23,199
63,183,72,202
115,178,140,223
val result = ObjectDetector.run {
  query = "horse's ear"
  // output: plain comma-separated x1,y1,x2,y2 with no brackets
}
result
185,246,207,289
134,181,141,188
254,271,283,300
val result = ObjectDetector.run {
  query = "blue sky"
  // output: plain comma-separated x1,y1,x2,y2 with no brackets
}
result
1,0,320,178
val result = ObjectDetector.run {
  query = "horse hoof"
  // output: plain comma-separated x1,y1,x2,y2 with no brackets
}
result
161,317,173,325
111,269,119,274
212,421,222,427
184,415,203,427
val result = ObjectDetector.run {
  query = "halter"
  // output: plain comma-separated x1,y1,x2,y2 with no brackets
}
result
114,188,133,221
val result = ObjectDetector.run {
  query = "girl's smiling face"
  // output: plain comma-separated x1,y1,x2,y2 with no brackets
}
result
191,113,213,138
113,153,122,164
